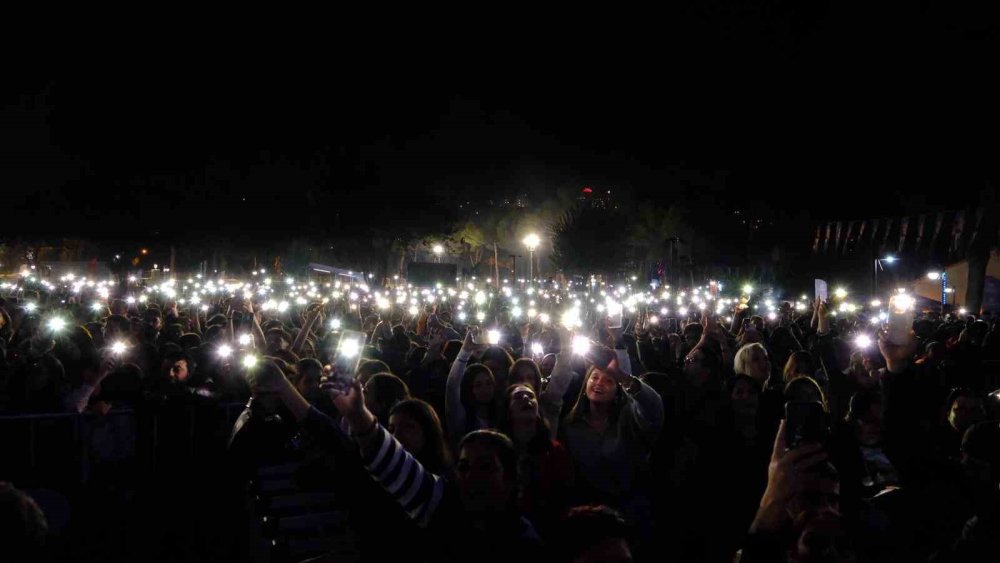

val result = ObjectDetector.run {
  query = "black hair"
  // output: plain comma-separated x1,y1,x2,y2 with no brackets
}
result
458,429,518,482
390,399,452,475
553,505,630,563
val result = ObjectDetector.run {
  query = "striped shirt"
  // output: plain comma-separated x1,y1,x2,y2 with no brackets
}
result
360,422,446,528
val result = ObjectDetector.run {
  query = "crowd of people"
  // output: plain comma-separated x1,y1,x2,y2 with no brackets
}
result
1,271,1000,562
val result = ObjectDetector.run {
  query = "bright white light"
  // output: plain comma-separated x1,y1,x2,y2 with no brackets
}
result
531,342,544,355
476,311,486,322
834,287,848,299
649,315,659,324
926,272,940,281
959,308,968,315
854,334,872,348
474,291,487,306
139,295,148,303
242,354,257,369
870,300,882,308
572,335,591,356
678,307,688,316
339,338,360,359
869,317,880,325
330,318,342,330
522,233,540,251
408,306,419,316
126,296,136,304
238,334,253,347
277,301,290,313
488,330,501,345
742,284,753,295
511,306,522,318
539,313,550,324
883,256,896,264
561,308,582,329
48,318,67,332
432,244,444,255
91,302,103,312
25,302,38,313
890,294,915,313
767,312,777,321
458,312,467,321
111,341,128,355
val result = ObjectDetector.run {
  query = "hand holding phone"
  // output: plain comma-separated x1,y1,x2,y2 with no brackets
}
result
784,401,829,449
326,330,366,390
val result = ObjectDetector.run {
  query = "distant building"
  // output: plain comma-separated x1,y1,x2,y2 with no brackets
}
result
577,186,618,210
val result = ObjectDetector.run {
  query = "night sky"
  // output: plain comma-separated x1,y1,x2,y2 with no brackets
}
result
3,3,998,245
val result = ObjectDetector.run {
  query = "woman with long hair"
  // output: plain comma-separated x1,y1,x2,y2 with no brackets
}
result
559,342,664,518
446,330,498,442
497,383,573,530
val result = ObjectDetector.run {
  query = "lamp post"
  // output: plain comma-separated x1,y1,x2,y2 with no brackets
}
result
522,233,540,284
874,255,896,297
432,244,444,263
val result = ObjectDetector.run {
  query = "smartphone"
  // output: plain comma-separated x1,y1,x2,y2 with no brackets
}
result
887,294,915,345
785,401,829,449
814,279,828,303
606,302,623,329
327,330,366,389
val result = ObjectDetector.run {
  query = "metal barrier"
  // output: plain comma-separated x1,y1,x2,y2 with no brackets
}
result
0,402,247,486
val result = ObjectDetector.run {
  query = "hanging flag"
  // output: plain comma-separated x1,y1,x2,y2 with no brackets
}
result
950,210,966,255
812,225,822,254
914,214,927,252
856,220,867,248
967,206,985,248
929,212,945,255
897,216,909,254
842,221,855,255
823,222,833,253
881,217,894,252
834,222,843,253
869,218,880,245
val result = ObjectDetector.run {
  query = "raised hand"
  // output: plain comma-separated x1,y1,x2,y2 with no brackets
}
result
877,329,917,374
751,420,833,532
326,379,374,434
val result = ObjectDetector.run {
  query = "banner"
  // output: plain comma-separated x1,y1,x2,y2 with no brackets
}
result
897,216,909,254
951,210,965,255
842,221,855,255
914,214,927,252
929,212,944,254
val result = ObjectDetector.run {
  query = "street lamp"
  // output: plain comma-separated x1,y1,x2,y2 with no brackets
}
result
522,233,540,283
873,255,897,297
432,244,444,263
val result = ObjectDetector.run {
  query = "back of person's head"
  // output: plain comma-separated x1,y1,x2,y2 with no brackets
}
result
442,340,463,364
405,346,427,370
364,373,411,420
179,332,201,350
357,359,391,384
734,342,768,376
295,358,323,380
682,322,703,342
99,363,144,404
784,376,828,411
553,505,631,563
961,421,1000,483
508,358,542,393
845,388,883,424
783,350,819,383
0,482,48,561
